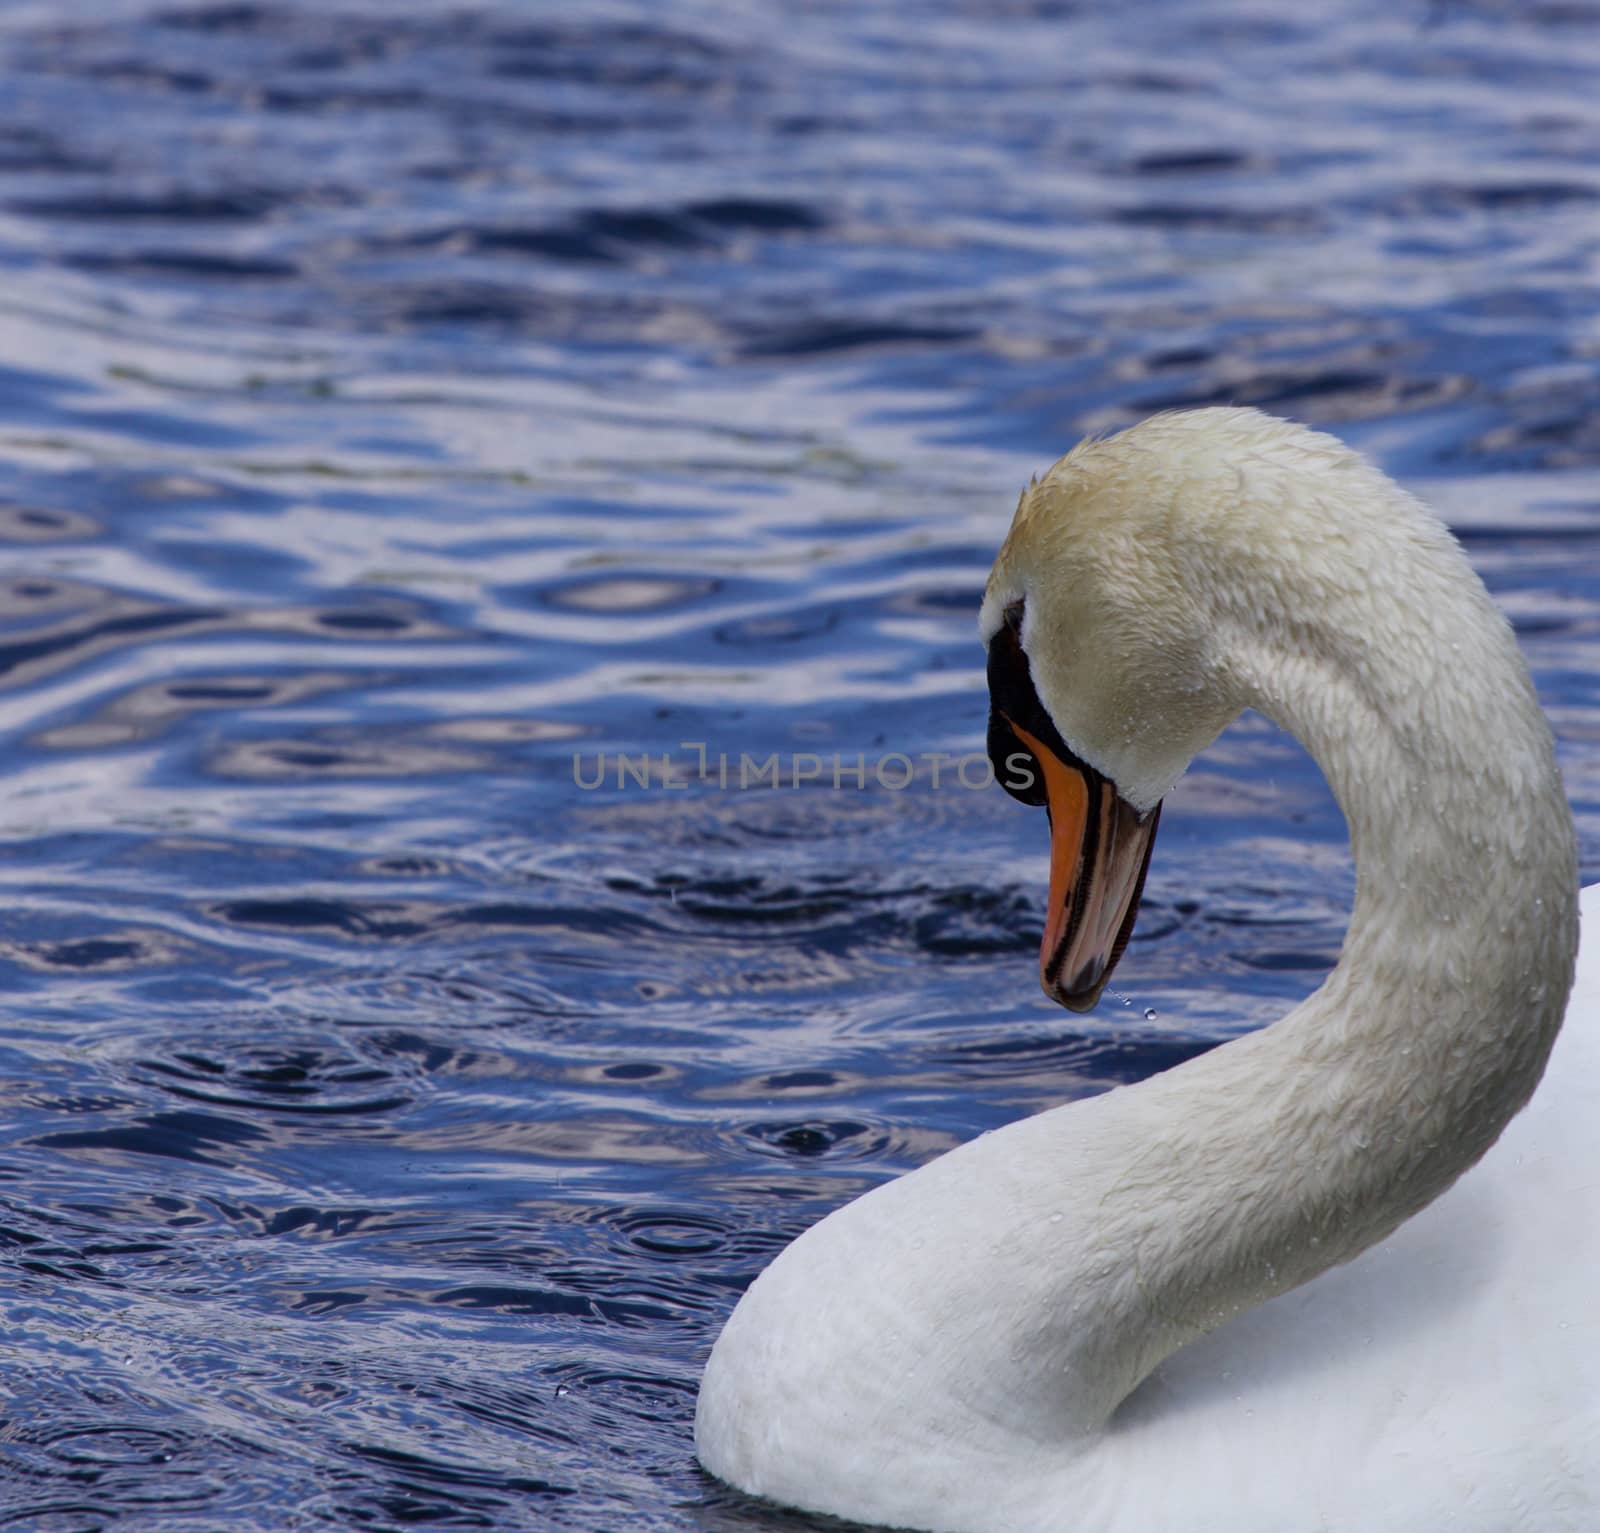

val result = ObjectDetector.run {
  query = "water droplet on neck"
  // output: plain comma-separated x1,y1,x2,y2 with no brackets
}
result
1143,1007,1158,1021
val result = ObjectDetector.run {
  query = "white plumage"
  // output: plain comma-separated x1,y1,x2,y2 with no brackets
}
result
696,409,1596,1532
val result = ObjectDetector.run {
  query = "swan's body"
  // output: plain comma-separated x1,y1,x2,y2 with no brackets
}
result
695,409,1595,1532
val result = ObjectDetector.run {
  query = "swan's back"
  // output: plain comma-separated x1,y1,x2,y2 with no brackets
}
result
718,890,1599,1533
1089,882,1598,1532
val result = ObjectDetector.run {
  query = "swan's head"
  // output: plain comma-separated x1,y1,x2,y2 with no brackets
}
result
980,407,1344,1010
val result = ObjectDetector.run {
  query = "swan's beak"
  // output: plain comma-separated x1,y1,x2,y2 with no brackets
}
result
1007,719,1160,1012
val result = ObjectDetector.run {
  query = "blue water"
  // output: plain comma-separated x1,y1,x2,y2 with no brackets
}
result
1,2,1598,1527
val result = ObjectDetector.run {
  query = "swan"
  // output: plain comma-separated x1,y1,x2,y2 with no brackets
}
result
694,407,1597,1532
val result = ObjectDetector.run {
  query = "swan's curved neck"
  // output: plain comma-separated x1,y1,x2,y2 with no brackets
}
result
695,430,1586,1528
1244,572,1577,1209
1034,535,1581,1431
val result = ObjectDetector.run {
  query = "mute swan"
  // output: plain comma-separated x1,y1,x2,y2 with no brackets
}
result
695,408,1596,1532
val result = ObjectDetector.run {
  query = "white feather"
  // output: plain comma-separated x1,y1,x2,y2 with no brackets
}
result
696,409,1596,1532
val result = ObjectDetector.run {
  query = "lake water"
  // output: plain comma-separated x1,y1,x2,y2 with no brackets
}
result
1,2,1598,1528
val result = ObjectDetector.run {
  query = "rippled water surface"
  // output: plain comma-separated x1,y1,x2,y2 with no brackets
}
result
2,1,1599,1527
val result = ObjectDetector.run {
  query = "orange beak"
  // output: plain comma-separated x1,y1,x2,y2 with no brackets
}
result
1006,719,1160,1012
